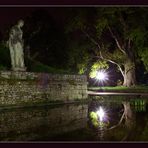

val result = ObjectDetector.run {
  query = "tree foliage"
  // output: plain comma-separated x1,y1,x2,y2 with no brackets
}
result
66,7,148,86
89,60,108,78
0,42,11,70
23,9,69,71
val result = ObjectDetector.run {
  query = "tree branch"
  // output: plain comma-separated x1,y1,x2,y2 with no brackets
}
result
108,26,126,55
99,51,125,78
81,29,101,49
128,38,131,50
81,29,104,57
108,59,124,78
81,28,125,78
106,112,125,131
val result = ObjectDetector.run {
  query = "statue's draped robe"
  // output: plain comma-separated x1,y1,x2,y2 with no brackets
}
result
8,25,25,71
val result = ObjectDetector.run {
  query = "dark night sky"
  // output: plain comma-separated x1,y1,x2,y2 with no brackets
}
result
0,0,147,5
0,0,147,29
0,7,65,29
0,8,32,28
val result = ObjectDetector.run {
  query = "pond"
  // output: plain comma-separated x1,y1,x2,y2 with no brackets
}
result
0,95,148,142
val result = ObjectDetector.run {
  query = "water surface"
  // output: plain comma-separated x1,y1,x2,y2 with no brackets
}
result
0,95,148,142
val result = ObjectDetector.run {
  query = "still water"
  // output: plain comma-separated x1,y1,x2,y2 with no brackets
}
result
0,95,148,142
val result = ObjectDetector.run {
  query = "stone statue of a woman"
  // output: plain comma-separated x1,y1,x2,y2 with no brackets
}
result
8,19,26,71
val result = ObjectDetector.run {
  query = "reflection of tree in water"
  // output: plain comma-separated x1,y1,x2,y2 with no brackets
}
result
123,101,135,128
104,101,136,141
130,100,148,141
121,101,136,141
108,99,148,141
138,115,148,141
88,98,136,141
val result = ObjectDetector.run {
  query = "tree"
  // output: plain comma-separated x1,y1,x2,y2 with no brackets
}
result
88,97,136,141
23,9,69,71
66,7,148,87
106,100,136,141
0,41,11,70
65,31,92,74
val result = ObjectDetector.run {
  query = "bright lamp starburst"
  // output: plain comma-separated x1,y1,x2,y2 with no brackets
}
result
96,70,108,82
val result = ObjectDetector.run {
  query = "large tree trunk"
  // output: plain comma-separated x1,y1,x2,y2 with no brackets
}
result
122,101,135,129
123,58,136,87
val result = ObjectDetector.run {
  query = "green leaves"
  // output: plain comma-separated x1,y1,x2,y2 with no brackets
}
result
89,60,108,78
95,18,108,37
111,49,126,64
65,7,148,83
0,42,11,69
65,9,89,33
129,28,146,47
139,48,148,71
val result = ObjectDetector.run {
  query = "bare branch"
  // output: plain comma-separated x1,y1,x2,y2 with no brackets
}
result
81,28,125,78
81,29,103,57
107,112,125,131
81,29,101,49
128,38,131,50
108,26,126,55
28,52,39,61
98,51,125,78
108,59,124,77
99,51,103,59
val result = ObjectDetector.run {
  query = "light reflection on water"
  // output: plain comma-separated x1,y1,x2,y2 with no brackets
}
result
0,95,148,141
88,95,148,141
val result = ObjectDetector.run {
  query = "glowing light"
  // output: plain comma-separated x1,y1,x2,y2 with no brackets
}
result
96,107,105,122
96,70,108,82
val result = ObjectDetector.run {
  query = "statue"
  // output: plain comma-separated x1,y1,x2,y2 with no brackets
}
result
8,19,26,71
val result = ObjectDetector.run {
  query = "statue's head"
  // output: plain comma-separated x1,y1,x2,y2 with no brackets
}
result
17,19,24,27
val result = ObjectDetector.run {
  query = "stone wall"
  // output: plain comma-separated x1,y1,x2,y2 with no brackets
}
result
0,103,88,141
0,71,88,106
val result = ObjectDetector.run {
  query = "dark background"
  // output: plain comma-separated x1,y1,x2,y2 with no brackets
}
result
0,1,148,148
0,0,147,5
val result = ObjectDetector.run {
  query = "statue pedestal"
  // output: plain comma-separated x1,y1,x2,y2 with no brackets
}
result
12,67,27,72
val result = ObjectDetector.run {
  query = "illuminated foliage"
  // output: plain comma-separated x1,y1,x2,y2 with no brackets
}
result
66,7,148,86
89,112,99,128
89,61,108,78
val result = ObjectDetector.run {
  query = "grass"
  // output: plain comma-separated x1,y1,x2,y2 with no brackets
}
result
88,85,148,93
30,61,70,74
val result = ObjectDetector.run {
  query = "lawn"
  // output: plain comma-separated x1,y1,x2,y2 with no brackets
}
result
88,85,148,93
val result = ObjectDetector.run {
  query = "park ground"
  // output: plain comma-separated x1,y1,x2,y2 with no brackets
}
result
88,85,148,93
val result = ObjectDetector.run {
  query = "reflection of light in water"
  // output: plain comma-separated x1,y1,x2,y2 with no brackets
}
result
96,106,106,141
96,107,105,122
89,106,109,141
